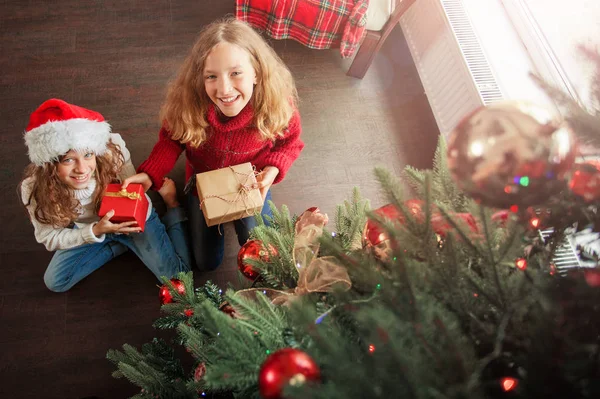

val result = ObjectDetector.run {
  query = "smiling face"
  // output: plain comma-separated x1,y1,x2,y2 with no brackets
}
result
56,150,96,189
203,42,257,117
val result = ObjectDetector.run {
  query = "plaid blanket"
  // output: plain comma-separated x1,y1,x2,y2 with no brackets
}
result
236,0,369,58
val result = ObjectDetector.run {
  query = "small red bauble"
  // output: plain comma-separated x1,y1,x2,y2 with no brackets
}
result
492,210,509,225
237,240,277,280
219,301,237,318
258,348,320,399
194,362,206,382
431,212,478,238
362,203,405,247
569,161,600,202
362,201,477,261
492,207,550,230
362,204,404,261
159,279,186,305
584,269,600,287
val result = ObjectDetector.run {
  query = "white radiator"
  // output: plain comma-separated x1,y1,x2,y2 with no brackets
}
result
399,0,560,136
399,0,504,136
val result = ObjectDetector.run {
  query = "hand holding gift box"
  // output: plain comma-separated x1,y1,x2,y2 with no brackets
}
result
196,163,264,227
98,183,150,232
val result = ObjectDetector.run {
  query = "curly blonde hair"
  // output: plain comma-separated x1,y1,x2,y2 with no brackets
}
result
161,18,298,147
19,141,125,227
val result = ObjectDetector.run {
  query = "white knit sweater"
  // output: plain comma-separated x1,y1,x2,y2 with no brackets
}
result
21,133,152,251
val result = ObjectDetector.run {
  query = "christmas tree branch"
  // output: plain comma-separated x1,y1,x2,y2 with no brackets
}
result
436,205,481,257
422,173,434,240
466,310,513,393
224,290,287,344
433,316,469,381
478,205,506,308
463,272,503,310
374,167,405,209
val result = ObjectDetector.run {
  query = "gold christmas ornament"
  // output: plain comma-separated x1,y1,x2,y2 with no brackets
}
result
447,102,577,208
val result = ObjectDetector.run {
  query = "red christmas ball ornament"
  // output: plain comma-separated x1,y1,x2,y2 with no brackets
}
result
237,240,277,280
431,212,478,238
363,203,408,244
363,201,427,247
447,101,577,208
159,279,186,305
569,161,600,202
363,201,476,260
362,203,404,261
584,269,600,287
194,362,206,382
259,348,320,399
492,210,510,226
184,308,194,317
492,207,550,230
219,301,237,318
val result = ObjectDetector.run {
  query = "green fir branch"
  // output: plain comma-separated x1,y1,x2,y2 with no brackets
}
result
374,166,406,206
436,205,482,258
199,280,225,307
331,187,370,252
403,165,427,198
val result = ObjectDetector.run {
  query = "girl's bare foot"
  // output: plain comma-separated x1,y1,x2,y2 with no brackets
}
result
158,178,180,208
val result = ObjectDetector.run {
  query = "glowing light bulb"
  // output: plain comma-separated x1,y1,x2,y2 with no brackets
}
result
501,377,518,392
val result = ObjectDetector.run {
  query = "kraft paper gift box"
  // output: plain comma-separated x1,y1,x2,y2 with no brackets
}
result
195,163,264,227
98,183,149,232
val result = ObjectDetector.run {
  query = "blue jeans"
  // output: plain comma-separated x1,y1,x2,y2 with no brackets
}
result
44,207,191,292
186,190,273,271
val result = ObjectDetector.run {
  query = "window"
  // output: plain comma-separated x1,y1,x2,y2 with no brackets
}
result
500,0,600,107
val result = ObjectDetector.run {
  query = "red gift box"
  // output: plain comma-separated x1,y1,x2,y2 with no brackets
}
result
98,183,149,232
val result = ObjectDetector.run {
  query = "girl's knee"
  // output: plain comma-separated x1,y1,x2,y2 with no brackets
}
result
43,273,70,292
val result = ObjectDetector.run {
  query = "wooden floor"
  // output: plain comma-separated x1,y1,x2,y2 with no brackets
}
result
0,1,439,398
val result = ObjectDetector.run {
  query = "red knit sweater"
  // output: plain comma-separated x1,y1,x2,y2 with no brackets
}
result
138,104,303,190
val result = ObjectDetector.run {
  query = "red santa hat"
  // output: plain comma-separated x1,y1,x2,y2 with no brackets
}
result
24,99,111,166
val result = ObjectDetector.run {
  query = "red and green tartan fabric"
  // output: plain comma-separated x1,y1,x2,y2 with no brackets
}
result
236,0,369,58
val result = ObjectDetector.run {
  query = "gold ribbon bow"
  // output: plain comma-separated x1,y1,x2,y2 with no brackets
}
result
104,189,141,200
235,208,351,306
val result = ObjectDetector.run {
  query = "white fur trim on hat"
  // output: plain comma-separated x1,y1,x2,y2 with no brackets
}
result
24,118,111,166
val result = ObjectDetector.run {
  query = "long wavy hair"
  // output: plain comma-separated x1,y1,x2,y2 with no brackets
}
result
19,141,125,228
161,18,298,147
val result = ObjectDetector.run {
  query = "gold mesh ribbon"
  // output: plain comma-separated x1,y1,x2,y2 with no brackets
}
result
104,189,141,200
235,208,351,306
200,166,261,232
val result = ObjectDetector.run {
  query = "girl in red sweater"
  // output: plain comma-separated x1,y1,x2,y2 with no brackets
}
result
123,18,304,271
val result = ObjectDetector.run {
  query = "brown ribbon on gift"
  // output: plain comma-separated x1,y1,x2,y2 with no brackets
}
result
200,166,261,233
104,189,141,200
234,208,351,306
